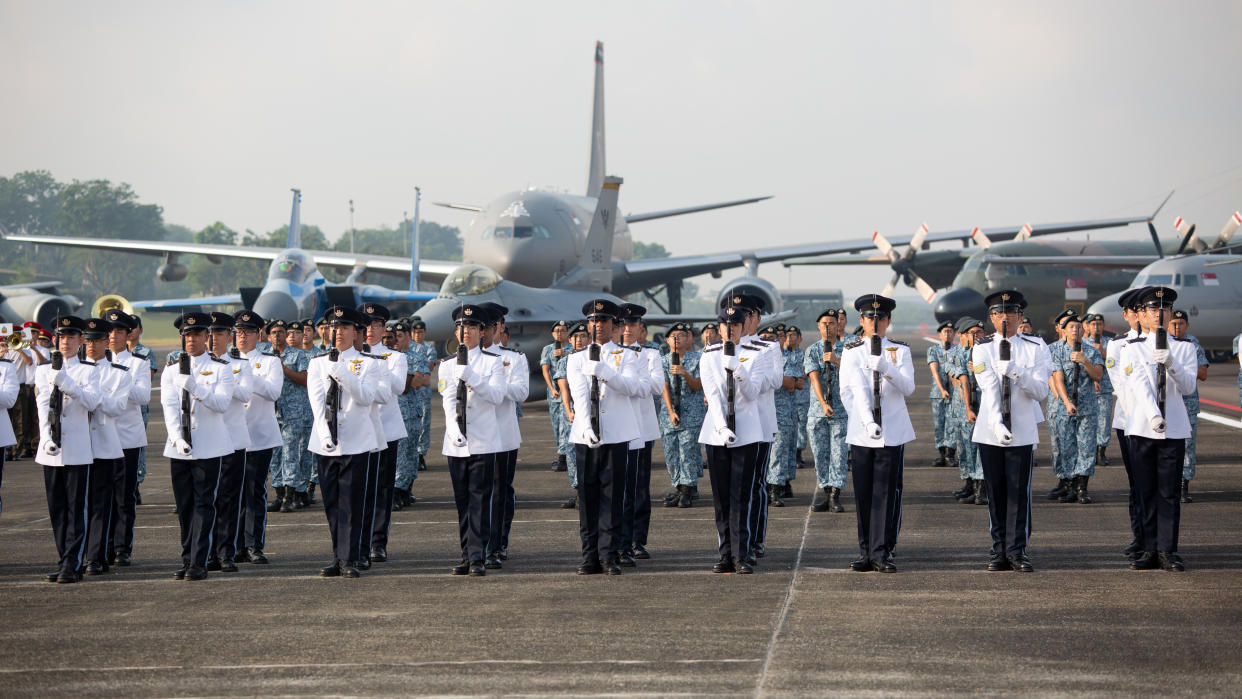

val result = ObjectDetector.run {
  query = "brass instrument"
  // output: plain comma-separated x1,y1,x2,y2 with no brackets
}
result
6,331,29,350
91,294,134,318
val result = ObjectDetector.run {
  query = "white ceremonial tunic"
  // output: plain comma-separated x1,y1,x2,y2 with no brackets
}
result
839,336,917,447
160,352,237,460
971,333,1053,448
1119,334,1198,440
567,341,643,446
438,347,507,457
307,347,383,457
36,357,103,466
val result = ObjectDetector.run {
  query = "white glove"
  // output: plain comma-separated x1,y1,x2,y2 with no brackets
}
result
43,442,61,457
48,369,63,387
446,422,468,447
1150,416,1166,433
995,359,1011,377
588,360,615,381
173,372,195,392
870,356,892,377
864,422,883,440
322,438,337,451
722,355,741,373
330,360,352,381
993,423,1013,446
1153,348,1170,365
458,364,481,387
583,427,601,448
174,438,192,456
717,427,738,445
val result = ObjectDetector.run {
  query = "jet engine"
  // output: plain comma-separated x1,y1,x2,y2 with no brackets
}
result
0,288,80,328
156,262,188,282
716,276,782,315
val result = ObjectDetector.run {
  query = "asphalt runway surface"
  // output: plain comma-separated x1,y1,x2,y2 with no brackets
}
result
1,352,1240,697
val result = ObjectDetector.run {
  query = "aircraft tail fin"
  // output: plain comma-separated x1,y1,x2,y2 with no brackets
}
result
553,175,622,291
586,41,606,198
287,189,302,249
410,187,421,292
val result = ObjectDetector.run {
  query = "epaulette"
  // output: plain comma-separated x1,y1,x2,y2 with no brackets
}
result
80,359,96,366
109,362,130,371
888,339,908,346
752,338,772,346
975,337,994,345
263,350,280,357
1019,336,1040,344
741,344,763,351
1127,336,1146,344
132,347,150,358
844,339,864,350
501,346,520,353
1170,335,1192,343
0,356,9,363
704,345,722,353
481,350,499,357
629,345,642,353
706,339,722,347
211,355,229,364
166,355,177,366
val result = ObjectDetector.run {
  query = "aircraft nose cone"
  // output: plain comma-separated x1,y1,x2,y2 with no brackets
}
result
934,287,988,325
254,291,299,322
416,297,458,343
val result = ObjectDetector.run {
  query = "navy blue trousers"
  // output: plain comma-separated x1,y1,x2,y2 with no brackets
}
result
488,448,518,555
1115,428,1144,548
1129,436,1184,553
575,442,626,564
978,443,1034,557
449,452,495,564
242,448,273,551
620,442,653,548
85,457,120,566
45,463,91,572
109,448,140,558
318,452,367,564
706,442,759,561
212,449,246,560
369,440,400,553
171,457,222,568
748,441,772,547
850,444,905,561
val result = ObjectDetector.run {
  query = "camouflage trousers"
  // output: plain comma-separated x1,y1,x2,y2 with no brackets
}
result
1051,410,1097,479
660,424,702,488
1183,410,1198,481
807,416,848,490
416,390,432,456
767,414,799,486
931,395,952,448
550,398,572,456
796,402,809,451
953,417,982,480
396,399,421,492
1096,393,1114,447
275,419,311,492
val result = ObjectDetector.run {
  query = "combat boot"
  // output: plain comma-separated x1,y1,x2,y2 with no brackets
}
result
946,447,958,468
663,490,680,507
810,487,830,512
553,454,567,472
956,479,976,503
782,482,793,499
418,454,428,471
768,484,785,507
1059,478,1079,503
677,485,692,508
267,486,285,513
1076,476,1093,504
295,489,310,509
932,446,947,467
1095,445,1106,467
953,480,972,499
280,489,294,513
307,483,318,504
1047,478,1070,500
829,487,844,513
973,479,988,505
1181,478,1193,503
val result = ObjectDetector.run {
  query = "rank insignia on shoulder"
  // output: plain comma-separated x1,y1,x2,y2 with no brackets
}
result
211,356,228,364
844,339,864,350
888,339,908,346
1105,358,1115,368
976,337,993,345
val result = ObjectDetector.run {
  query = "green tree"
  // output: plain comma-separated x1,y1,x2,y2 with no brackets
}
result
186,222,267,296
632,240,671,260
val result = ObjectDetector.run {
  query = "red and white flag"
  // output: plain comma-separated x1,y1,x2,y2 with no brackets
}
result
1203,272,1220,287
1065,277,1087,300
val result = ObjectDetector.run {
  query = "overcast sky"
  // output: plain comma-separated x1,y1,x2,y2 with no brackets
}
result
3,1,1240,297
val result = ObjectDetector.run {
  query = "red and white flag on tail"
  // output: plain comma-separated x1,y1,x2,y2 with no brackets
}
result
1065,277,1088,300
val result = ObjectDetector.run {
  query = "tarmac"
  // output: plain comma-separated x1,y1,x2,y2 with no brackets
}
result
0,351,1240,697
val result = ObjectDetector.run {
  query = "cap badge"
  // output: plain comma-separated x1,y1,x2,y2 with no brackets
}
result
61,318,70,327
186,317,196,325
464,308,473,316
333,309,344,318
1002,293,1010,301
872,301,880,309
1156,289,1164,298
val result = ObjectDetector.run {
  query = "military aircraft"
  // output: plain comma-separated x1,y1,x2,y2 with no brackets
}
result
0,190,439,322
0,281,82,328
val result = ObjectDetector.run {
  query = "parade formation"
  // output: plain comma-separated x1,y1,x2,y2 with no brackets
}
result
3,284,1220,584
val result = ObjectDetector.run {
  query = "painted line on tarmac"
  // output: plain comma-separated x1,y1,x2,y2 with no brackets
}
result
754,504,813,697
1199,411,1242,429
0,658,763,675
1200,398,1240,413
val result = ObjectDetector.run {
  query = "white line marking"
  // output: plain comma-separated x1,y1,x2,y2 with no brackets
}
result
0,658,763,674
1199,411,1242,429
754,505,813,697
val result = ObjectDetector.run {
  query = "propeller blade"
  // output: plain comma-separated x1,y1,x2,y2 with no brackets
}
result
1175,227,1195,255
969,226,992,249
1173,216,1192,236
1210,211,1242,249
1147,221,1163,258
1174,216,1205,252
1015,223,1033,242
901,222,930,261
881,273,899,298
910,273,937,303
872,231,898,263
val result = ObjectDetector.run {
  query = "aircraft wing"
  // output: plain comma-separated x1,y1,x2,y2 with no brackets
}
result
130,294,244,311
0,280,67,293
644,309,797,326
625,196,774,223
615,214,1152,293
356,288,440,304
981,255,1159,266
0,229,460,285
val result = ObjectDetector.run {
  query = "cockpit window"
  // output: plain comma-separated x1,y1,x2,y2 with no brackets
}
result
1135,273,1173,286
439,264,502,296
482,225,551,240
269,251,312,283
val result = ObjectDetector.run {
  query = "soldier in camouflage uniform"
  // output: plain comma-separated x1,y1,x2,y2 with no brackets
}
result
948,317,986,504
553,322,589,508
805,309,848,513
410,319,438,471
393,320,429,508
1047,311,1103,504
540,321,572,473
927,320,957,468
658,323,703,508
766,324,805,505
266,320,312,511
1168,310,1208,503
300,317,332,502
1082,313,1115,468
788,327,810,469
127,318,157,500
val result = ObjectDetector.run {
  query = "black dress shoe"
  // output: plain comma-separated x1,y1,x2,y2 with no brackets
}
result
249,549,269,565
173,566,188,580
498,547,509,561
1008,554,1034,573
1122,539,1141,556
356,559,371,571
220,559,239,573
1130,551,1158,570
45,570,63,583
743,552,758,567
114,552,132,567
186,566,208,581
735,561,754,574
850,557,873,572
484,554,503,569
618,552,636,567
319,561,342,577
57,568,81,584
754,543,765,558
605,560,622,575
873,556,896,573
369,547,388,563
206,557,223,572
577,560,603,575
663,491,680,507
84,561,105,576
234,549,251,563
341,562,361,578
631,544,650,559
451,562,470,576
712,556,735,574
560,495,577,509
987,553,1012,571
468,562,486,577
1158,551,1185,572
